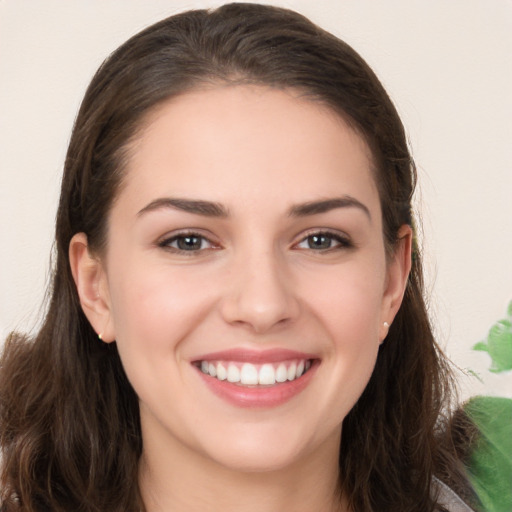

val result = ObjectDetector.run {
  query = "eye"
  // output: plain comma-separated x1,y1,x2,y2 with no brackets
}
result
158,232,218,253
295,231,351,251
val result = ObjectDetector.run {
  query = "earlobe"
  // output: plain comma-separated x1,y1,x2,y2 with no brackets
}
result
380,225,413,342
69,233,115,342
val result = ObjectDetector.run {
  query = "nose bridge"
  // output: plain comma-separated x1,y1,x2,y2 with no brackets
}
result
220,241,299,333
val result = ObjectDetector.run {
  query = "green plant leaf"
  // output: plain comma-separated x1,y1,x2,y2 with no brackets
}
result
472,341,489,352
486,319,512,373
464,396,512,512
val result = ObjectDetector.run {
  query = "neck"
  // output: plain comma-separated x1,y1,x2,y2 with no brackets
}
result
139,424,347,512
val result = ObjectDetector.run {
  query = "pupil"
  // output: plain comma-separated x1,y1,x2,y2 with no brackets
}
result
178,236,202,250
309,234,331,249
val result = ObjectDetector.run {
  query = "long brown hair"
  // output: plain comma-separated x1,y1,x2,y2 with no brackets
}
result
1,4,466,511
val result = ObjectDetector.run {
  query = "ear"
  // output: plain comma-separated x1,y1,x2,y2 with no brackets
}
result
69,233,116,343
379,224,413,342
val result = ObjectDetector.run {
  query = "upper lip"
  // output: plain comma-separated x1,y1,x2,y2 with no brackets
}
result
192,348,318,364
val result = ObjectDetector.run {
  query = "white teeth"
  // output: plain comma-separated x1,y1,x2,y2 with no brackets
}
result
287,362,297,381
227,364,240,383
259,364,276,385
216,362,227,381
296,360,305,378
199,359,312,386
275,363,288,383
240,363,259,385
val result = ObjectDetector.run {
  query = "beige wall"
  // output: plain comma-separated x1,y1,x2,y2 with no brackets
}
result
1,0,511,399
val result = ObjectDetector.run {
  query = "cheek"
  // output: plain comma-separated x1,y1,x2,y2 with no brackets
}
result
299,259,385,410
327,273,384,371
105,263,212,408
300,257,386,335
107,259,217,356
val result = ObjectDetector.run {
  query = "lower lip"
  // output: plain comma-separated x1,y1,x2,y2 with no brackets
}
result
194,362,317,408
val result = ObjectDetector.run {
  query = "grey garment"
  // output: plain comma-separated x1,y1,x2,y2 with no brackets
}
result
433,477,475,512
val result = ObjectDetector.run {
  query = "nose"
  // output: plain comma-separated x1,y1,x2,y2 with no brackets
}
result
220,249,300,334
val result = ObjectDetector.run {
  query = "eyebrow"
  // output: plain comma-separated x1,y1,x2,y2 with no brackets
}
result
137,195,371,220
137,197,229,218
288,196,371,220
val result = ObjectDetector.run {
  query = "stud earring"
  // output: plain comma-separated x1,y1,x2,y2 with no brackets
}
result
98,333,103,341
383,322,390,329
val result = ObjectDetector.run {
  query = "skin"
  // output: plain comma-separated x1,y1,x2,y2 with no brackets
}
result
70,85,411,512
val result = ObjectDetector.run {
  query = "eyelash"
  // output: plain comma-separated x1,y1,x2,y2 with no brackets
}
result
158,229,352,255
293,230,353,252
158,231,219,254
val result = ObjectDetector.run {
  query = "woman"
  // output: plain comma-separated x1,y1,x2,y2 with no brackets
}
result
0,4,476,511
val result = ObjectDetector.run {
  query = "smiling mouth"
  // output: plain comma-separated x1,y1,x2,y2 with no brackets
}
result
194,359,314,386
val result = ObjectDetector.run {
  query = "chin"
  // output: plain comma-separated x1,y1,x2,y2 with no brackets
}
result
196,423,323,474
211,445,305,474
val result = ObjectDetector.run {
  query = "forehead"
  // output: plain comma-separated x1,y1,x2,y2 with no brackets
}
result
120,85,378,213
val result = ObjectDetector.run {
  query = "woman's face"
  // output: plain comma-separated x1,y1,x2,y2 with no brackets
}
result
76,86,410,473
